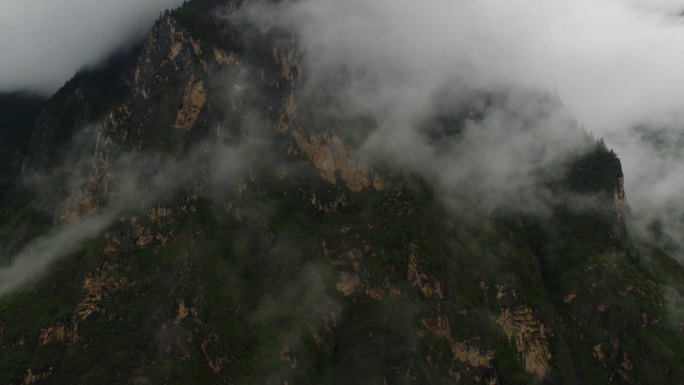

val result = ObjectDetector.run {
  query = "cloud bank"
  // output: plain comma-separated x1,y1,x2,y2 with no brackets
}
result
241,0,684,251
0,0,184,94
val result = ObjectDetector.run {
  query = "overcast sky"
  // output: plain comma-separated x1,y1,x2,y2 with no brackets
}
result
0,0,184,94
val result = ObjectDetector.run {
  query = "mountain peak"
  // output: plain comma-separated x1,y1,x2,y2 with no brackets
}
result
0,2,683,384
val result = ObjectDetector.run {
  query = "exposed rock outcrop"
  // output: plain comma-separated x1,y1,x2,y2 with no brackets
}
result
290,129,383,193
75,262,126,320
38,322,78,345
407,251,444,299
335,272,361,296
174,75,207,129
21,368,53,385
497,307,552,379
423,314,495,369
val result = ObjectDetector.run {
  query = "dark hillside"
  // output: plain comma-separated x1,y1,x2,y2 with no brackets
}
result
0,93,46,199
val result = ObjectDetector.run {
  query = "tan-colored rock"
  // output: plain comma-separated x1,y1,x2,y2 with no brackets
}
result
311,328,324,347
174,75,207,129
22,368,53,385
55,210,80,224
169,40,182,61
214,48,236,65
290,129,378,192
176,299,188,321
497,307,552,379
278,94,298,133
593,343,605,363
12,336,25,347
407,252,444,299
75,262,125,320
39,322,78,345
365,287,384,300
311,192,348,212
103,232,121,254
422,315,494,368
372,175,385,191
383,277,402,298
278,346,298,368
273,44,299,82
189,37,202,56
148,207,173,227
136,231,155,248
496,284,506,300
336,273,361,296
201,334,229,373
619,352,634,382
132,217,155,248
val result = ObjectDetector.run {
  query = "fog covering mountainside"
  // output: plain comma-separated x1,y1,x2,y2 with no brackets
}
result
0,0,683,384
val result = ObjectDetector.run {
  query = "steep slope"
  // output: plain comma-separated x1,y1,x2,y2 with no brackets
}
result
0,93,46,200
0,1,683,384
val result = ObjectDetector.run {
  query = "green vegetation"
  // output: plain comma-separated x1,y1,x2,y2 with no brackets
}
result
565,140,623,196
0,93,46,199
169,0,242,51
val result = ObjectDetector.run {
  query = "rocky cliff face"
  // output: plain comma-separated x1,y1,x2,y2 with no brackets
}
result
0,1,683,385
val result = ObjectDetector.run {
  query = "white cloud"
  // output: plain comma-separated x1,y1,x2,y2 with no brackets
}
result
0,0,184,93
241,0,684,250
0,127,254,297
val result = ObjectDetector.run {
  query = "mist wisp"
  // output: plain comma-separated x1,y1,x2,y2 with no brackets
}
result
0,0,185,94
0,127,255,298
240,0,684,252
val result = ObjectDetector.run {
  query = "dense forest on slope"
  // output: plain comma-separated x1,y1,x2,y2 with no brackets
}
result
0,93,46,200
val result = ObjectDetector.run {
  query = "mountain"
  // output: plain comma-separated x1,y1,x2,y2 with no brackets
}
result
1,1,683,384
0,92,46,201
